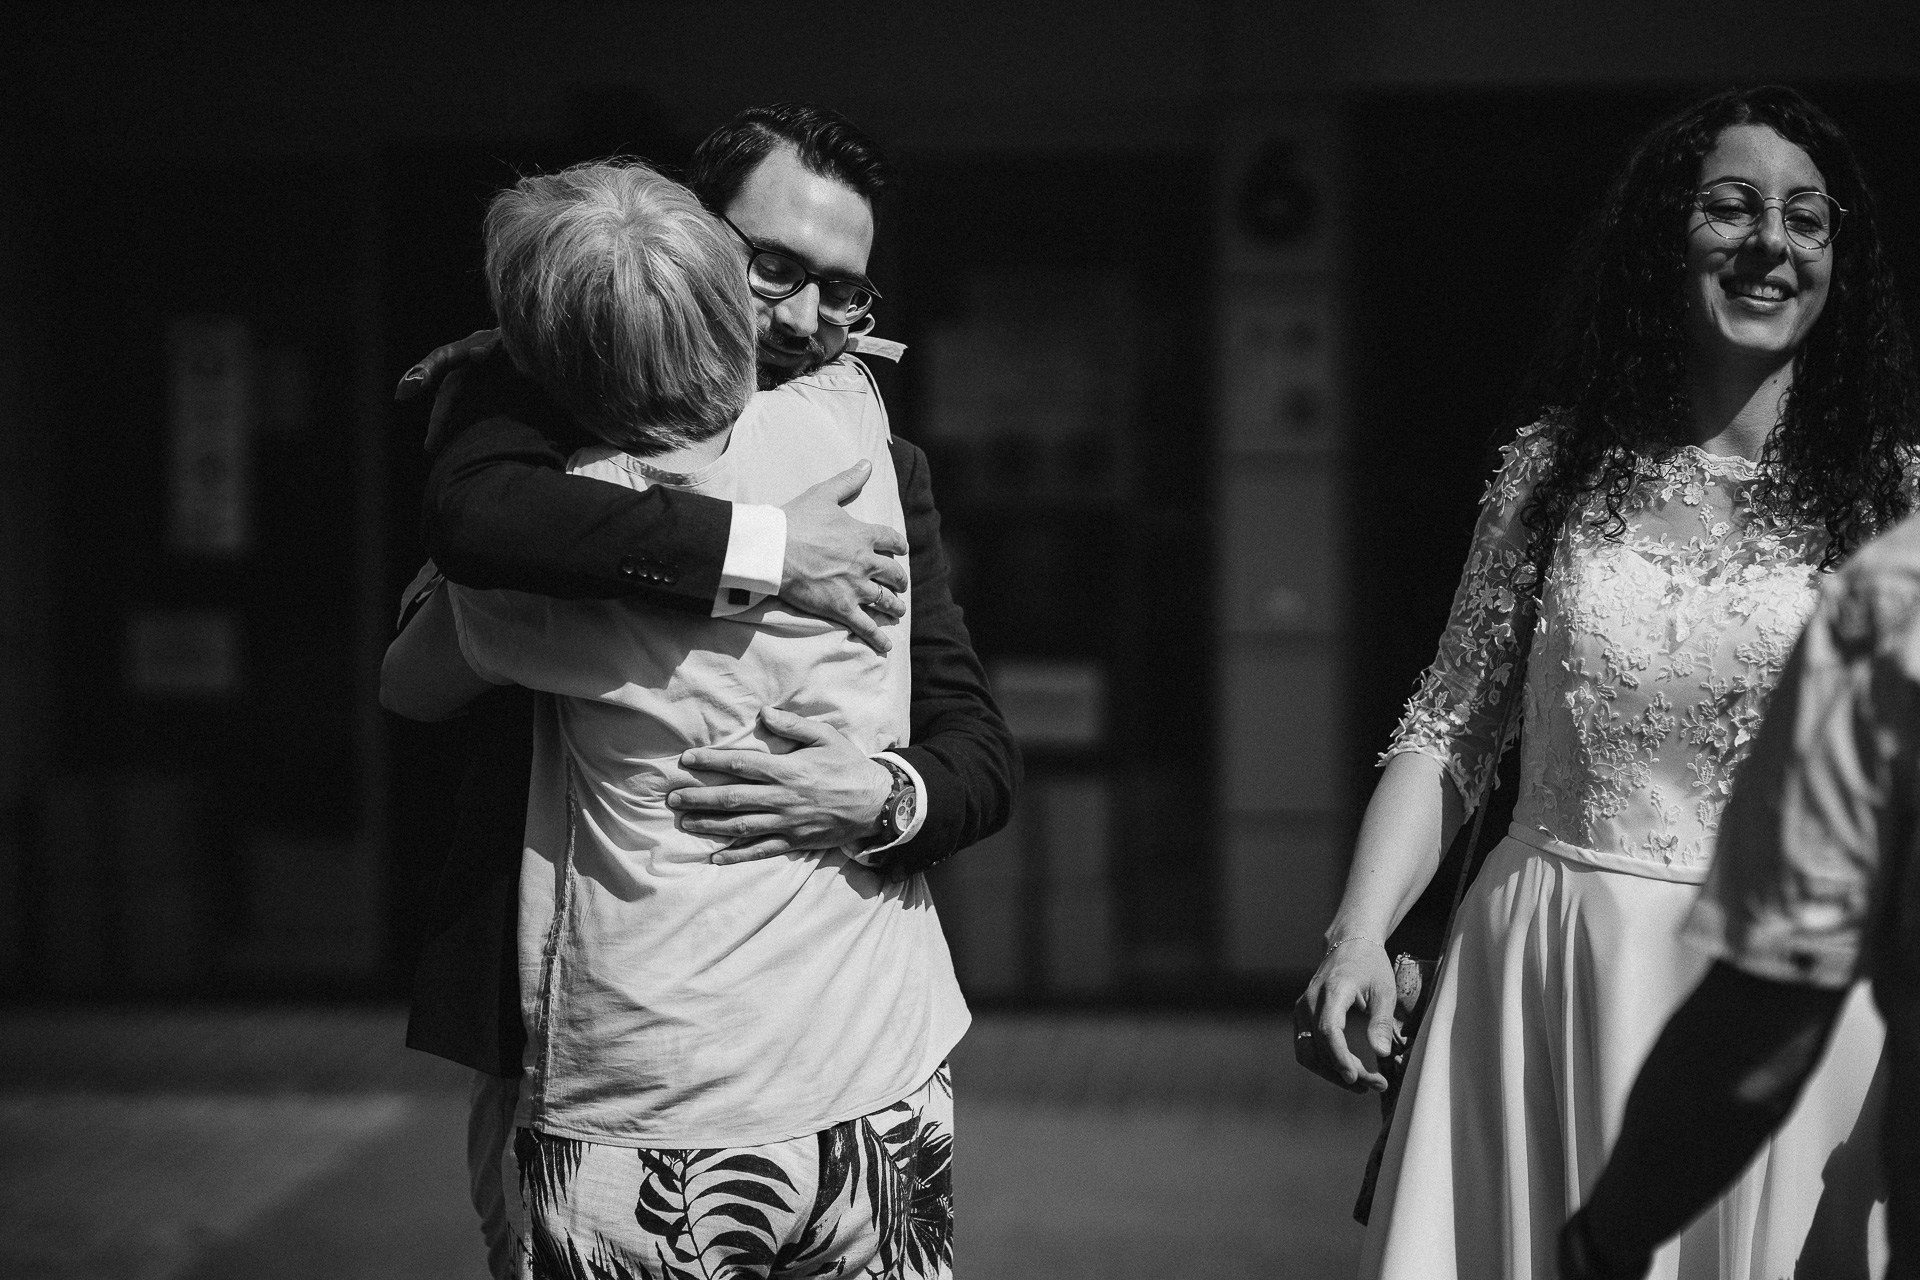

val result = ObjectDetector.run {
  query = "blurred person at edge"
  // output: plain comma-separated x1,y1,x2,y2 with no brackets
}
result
382,159,968,1278
389,106,1016,1280
1559,494,1920,1279
1294,85,1919,1279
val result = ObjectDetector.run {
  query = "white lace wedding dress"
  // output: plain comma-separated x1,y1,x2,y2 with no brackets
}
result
1362,423,1889,1280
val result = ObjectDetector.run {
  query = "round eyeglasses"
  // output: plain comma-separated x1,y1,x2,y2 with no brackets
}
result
1692,181,1846,252
719,214,881,327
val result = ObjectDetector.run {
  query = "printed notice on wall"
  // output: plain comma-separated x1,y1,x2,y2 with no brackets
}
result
918,271,1136,502
1217,282,1337,455
990,659,1106,748
168,315,255,556
125,609,242,697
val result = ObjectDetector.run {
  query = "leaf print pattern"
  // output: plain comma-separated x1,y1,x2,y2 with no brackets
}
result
516,1066,954,1279
1389,423,1835,872
518,1129,657,1280
632,1148,803,1277
520,1128,588,1221
853,1093,955,1277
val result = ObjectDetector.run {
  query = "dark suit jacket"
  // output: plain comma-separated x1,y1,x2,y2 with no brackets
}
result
404,353,1020,1077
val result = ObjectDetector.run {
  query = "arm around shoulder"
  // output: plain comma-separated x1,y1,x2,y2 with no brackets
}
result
421,356,734,611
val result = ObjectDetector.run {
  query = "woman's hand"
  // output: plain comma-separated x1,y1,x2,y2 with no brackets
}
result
1294,754,1461,1093
1293,938,1399,1094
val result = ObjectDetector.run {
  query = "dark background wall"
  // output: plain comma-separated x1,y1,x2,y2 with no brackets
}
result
2,2,1916,1002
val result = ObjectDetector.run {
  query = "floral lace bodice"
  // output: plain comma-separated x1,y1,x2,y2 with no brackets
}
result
1388,422,1828,874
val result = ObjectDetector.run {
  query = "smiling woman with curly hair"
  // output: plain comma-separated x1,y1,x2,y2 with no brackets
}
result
1298,86,1916,1279
1516,85,1920,570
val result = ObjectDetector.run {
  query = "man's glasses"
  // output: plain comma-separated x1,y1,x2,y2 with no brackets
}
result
1692,181,1846,252
719,214,881,327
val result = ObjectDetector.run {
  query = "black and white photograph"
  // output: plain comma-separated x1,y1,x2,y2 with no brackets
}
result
1,4,1917,1277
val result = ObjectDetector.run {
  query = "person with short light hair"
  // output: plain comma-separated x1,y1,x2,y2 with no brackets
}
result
483,160,753,452
383,158,967,1280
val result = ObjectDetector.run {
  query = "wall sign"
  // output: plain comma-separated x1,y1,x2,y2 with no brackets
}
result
990,659,1106,748
167,315,255,557
125,609,242,697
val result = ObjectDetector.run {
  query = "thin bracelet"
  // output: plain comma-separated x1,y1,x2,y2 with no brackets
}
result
1325,936,1383,954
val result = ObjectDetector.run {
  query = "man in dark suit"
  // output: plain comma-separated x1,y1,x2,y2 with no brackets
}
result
392,104,1019,1278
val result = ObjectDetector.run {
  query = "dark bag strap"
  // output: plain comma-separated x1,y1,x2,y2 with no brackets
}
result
1440,683,1523,947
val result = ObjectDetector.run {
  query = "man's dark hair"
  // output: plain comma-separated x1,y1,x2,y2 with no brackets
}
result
684,103,898,221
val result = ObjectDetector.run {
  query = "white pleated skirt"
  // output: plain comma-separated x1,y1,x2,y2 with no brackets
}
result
1359,833,1889,1280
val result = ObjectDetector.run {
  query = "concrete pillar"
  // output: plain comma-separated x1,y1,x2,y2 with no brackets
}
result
1212,104,1349,978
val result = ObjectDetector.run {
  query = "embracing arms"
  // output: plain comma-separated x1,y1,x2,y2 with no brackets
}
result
410,339,908,648
668,438,1021,869
396,341,1018,870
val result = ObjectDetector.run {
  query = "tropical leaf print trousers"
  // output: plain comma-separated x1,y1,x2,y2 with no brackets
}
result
515,1065,954,1280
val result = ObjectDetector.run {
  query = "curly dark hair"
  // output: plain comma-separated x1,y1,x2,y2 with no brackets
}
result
1515,85,1919,569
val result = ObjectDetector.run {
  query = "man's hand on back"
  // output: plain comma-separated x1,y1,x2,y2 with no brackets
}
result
780,462,908,654
670,708,893,863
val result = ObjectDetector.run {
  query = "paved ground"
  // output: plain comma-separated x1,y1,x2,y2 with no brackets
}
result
0,1007,1378,1279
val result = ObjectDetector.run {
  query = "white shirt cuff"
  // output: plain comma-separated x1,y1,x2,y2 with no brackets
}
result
712,503,786,617
849,750,930,865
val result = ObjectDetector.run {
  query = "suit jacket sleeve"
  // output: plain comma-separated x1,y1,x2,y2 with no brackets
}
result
884,437,1023,875
404,683,534,1078
420,354,733,613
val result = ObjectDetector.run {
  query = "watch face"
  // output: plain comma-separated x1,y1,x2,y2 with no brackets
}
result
892,792,916,828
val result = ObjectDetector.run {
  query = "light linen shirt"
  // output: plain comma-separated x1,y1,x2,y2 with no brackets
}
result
450,357,969,1147
710,331,905,612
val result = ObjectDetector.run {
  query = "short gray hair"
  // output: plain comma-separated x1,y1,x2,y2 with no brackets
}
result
483,159,754,453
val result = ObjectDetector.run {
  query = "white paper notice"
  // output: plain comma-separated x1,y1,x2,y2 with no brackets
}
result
168,315,255,556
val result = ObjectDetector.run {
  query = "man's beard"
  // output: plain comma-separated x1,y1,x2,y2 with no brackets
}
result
755,332,830,390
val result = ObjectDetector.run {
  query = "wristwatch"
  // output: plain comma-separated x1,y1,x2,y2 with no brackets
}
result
868,757,918,849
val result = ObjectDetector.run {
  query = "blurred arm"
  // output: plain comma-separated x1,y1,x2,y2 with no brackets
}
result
1565,559,1913,1277
1559,965,1846,1279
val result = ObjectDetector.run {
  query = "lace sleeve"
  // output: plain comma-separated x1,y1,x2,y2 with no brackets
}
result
1382,421,1555,810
